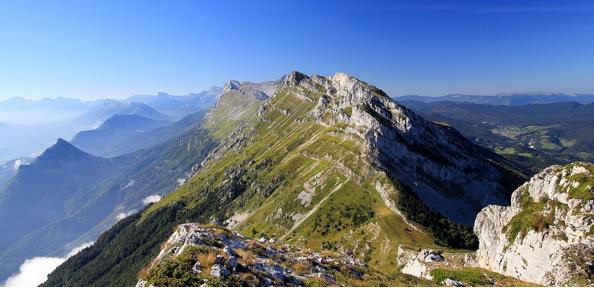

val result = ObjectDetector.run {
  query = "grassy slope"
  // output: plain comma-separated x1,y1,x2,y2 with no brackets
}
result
430,267,538,286
146,87,436,273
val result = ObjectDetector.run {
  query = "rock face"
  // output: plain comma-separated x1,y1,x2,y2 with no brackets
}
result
138,224,404,287
397,245,476,280
273,72,525,225
475,162,594,286
395,245,533,286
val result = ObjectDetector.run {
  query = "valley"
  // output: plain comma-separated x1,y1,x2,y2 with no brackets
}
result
401,101,594,173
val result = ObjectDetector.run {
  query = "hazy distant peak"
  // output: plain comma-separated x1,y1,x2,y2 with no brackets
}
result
397,92,594,105
37,138,91,162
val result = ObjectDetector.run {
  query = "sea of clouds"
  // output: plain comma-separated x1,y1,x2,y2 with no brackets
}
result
3,242,93,287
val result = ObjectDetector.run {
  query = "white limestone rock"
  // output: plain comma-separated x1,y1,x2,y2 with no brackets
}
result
474,163,594,286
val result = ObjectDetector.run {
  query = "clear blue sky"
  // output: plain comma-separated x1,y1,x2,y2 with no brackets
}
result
1,0,594,100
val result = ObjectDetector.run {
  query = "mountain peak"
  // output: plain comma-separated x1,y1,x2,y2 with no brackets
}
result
38,138,93,162
223,80,241,93
329,71,353,82
55,137,70,145
281,70,309,86
51,138,82,152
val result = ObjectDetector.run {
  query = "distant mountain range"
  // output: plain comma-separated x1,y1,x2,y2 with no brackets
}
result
71,114,170,156
0,121,218,281
396,92,594,105
0,87,221,162
0,101,167,163
0,89,222,280
71,110,208,157
126,87,222,119
75,101,171,125
0,139,129,253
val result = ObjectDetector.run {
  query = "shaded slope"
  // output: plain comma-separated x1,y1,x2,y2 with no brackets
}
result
106,110,208,156
71,114,169,156
71,110,208,157
0,127,217,281
0,139,128,252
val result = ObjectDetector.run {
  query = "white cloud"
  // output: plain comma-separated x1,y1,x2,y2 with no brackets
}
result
142,194,162,205
122,179,135,190
115,210,136,221
3,242,93,287
3,257,63,287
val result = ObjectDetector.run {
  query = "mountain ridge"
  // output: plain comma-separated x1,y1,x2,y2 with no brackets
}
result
44,71,526,286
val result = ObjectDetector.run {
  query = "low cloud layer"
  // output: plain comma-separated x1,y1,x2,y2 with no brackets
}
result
142,194,162,205
3,242,93,287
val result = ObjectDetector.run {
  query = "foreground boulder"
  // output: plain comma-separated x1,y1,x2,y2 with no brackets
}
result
475,162,594,286
396,245,533,286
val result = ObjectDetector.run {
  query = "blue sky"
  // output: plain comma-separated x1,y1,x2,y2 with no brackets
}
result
1,0,594,100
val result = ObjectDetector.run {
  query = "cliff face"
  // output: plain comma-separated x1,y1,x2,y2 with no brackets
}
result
276,72,525,225
475,163,594,286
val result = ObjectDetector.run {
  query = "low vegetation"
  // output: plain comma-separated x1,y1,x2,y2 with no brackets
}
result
397,186,479,250
430,267,537,286
142,225,436,287
566,163,594,201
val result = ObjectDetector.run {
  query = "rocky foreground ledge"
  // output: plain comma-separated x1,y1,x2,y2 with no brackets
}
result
397,246,535,287
137,223,536,287
136,224,433,287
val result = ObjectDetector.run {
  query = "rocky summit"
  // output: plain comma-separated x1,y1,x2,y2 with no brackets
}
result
475,162,594,286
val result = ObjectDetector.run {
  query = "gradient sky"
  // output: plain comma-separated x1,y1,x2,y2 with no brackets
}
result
1,0,594,100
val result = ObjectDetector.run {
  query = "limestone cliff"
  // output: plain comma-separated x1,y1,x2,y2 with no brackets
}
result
475,162,594,286
272,71,525,225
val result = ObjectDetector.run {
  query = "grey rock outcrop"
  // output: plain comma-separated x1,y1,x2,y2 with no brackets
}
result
474,163,594,286
274,71,525,224
138,224,392,286
397,245,476,280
